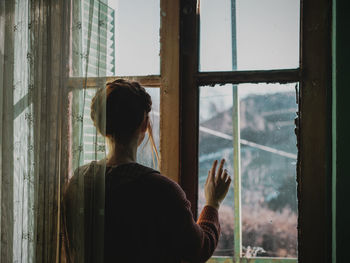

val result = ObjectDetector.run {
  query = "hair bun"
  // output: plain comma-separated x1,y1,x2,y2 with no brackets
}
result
90,79,152,143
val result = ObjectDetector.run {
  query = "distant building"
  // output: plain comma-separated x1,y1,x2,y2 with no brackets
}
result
70,0,116,169
80,0,115,76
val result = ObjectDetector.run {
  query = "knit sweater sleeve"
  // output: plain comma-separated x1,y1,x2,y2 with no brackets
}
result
183,205,221,263
154,174,220,263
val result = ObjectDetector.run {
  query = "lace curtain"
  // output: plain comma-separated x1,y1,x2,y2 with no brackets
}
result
1,0,109,261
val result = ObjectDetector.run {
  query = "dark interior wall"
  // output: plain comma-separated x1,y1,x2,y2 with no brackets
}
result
334,0,350,262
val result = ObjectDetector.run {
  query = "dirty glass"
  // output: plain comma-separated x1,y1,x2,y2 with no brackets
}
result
199,0,300,71
239,83,298,258
198,83,298,258
108,0,160,75
198,85,235,257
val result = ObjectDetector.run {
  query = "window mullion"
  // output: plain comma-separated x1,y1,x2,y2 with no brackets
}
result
179,0,200,217
159,0,180,182
197,69,300,86
67,75,161,90
233,84,242,262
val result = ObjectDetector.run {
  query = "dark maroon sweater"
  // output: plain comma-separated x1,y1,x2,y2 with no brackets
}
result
63,162,220,263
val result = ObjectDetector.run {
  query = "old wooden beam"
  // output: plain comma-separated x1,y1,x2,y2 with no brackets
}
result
179,0,200,218
68,75,161,89
160,0,181,183
197,69,301,86
298,0,332,261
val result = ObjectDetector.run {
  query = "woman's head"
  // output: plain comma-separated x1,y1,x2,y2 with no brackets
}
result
90,79,152,145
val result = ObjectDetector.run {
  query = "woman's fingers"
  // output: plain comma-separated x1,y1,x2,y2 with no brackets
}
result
217,168,228,184
219,173,231,188
209,160,218,183
223,176,232,195
222,169,228,182
216,159,225,183
207,158,230,186
204,159,232,209
205,170,210,185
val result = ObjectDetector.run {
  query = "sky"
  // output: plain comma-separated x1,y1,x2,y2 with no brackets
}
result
107,0,300,120
108,0,299,72
108,0,160,76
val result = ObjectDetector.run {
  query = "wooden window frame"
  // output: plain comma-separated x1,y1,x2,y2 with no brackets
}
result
179,0,332,263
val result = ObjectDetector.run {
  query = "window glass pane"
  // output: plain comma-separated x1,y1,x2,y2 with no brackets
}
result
109,0,160,75
199,85,235,257
239,83,298,258
199,0,300,71
198,83,298,258
199,0,233,72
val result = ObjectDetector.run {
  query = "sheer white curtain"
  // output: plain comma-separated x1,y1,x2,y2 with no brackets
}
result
0,0,108,262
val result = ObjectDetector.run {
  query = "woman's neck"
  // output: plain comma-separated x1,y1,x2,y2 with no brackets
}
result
105,137,138,166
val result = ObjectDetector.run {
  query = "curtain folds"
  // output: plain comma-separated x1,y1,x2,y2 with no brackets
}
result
0,0,108,262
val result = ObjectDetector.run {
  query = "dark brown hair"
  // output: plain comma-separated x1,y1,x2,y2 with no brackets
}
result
90,79,152,143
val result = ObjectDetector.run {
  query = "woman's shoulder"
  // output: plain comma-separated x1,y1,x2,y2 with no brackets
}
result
72,161,106,178
143,170,178,187
65,161,104,190
141,168,188,204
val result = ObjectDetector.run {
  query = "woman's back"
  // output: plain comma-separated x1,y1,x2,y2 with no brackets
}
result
64,162,221,263
105,163,181,262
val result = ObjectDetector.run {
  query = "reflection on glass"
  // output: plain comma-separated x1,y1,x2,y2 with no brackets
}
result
239,83,298,258
109,0,160,75
198,83,298,258
200,0,300,71
79,0,116,77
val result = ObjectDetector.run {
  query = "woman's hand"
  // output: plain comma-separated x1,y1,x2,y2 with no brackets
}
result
204,159,232,210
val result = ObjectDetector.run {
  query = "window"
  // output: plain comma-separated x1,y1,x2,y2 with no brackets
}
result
67,0,181,181
179,0,332,263
66,0,332,262
196,0,300,261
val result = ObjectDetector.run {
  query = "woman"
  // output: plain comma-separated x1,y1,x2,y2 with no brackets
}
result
63,79,231,263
